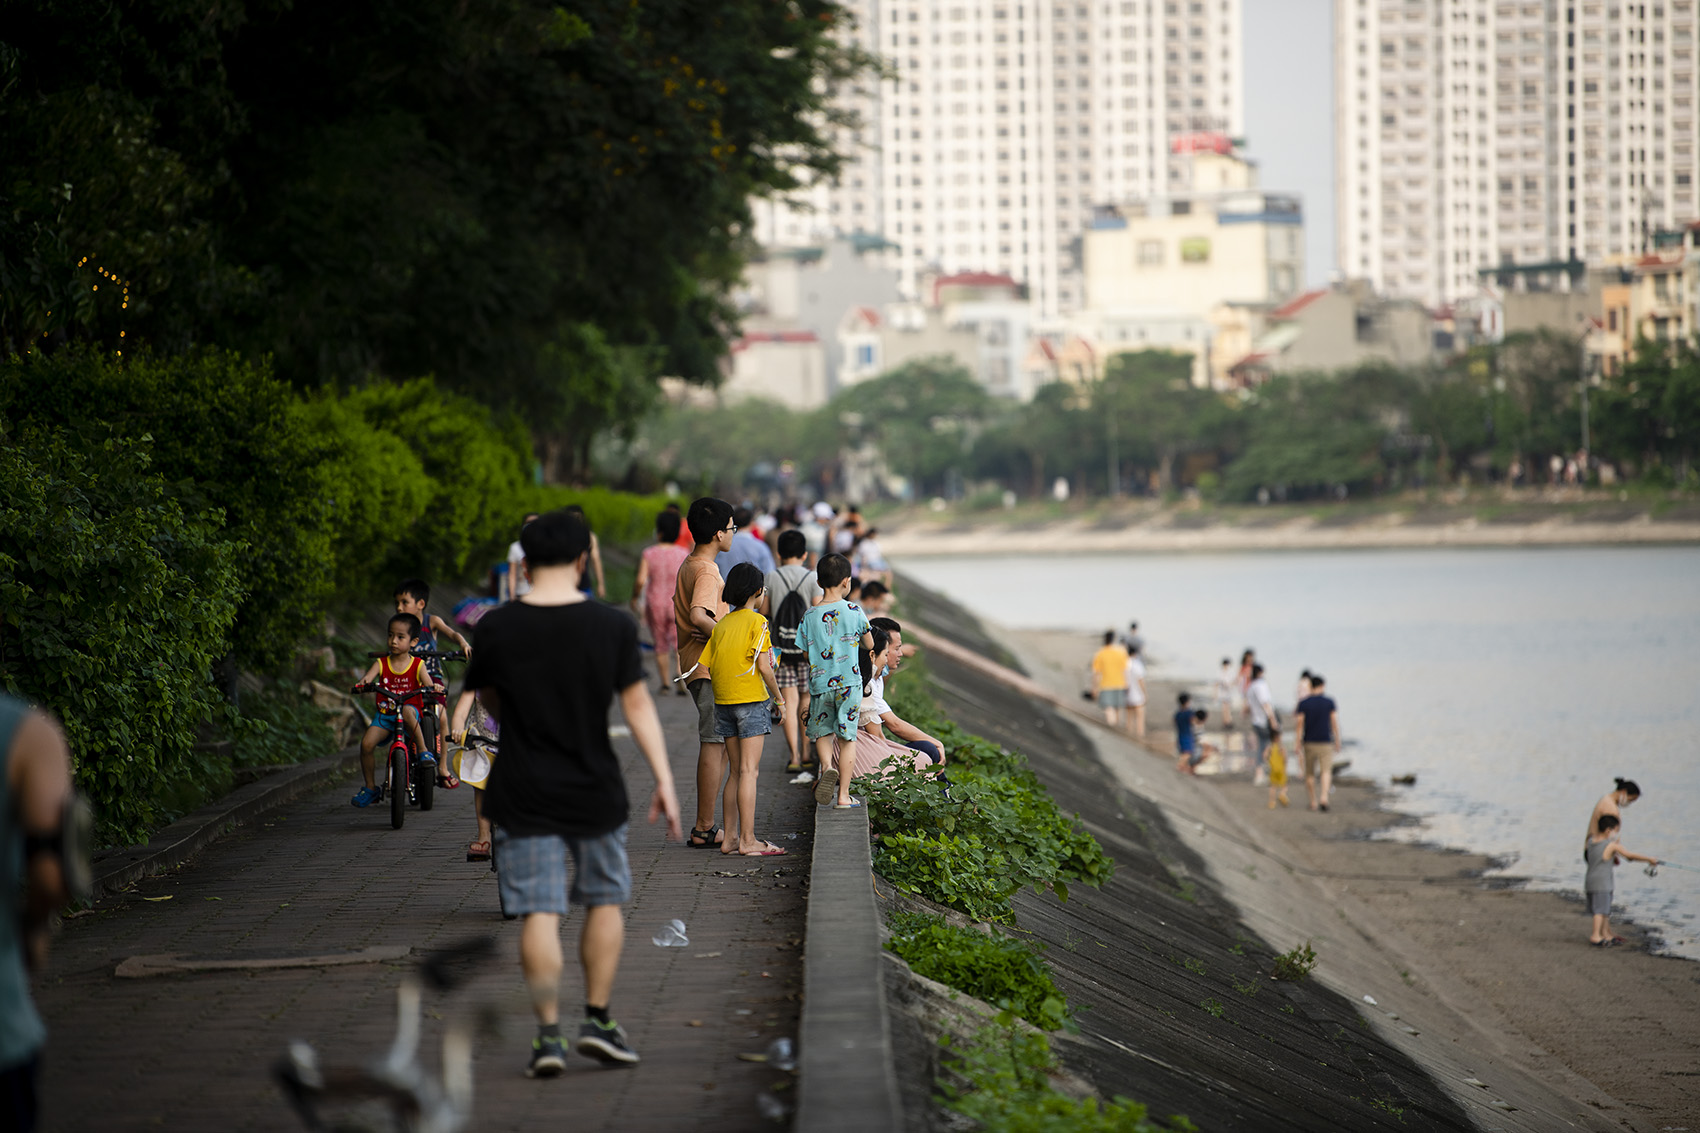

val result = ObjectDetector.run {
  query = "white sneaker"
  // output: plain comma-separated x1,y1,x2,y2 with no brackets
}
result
1253,769,1267,786
790,771,816,785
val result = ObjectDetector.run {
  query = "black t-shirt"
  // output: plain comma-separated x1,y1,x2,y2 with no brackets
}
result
463,599,644,837
1296,695,1337,744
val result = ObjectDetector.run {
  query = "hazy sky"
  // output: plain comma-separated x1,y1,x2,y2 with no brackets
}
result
1242,2,1335,286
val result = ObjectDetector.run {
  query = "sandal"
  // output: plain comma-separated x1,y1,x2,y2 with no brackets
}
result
742,841,788,857
438,772,461,790
467,840,492,862
687,825,723,849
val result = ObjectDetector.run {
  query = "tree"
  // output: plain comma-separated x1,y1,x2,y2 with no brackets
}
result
829,359,996,497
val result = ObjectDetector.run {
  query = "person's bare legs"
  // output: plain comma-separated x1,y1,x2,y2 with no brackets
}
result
654,647,677,692
797,692,813,765
1132,704,1145,739
835,735,855,806
694,739,726,832
580,905,624,1009
1319,758,1333,809
735,735,766,852
521,913,563,1026
358,725,388,789
1305,768,1320,810
779,687,804,769
720,734,745,854
472,787,492,847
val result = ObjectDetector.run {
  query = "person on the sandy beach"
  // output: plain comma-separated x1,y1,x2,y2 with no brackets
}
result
1292,674,1340,812
1213,657,1236,728
1246,662,1277,785
1584,778,1641,861
1584,814,1658,947
1124,645,1148,738
1089,632,1130,728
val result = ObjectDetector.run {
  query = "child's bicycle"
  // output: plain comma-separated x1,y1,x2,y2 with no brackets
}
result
274,936,496,1133
353,650,464,830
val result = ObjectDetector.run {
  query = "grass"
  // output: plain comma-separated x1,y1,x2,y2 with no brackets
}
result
1270,942,1318,982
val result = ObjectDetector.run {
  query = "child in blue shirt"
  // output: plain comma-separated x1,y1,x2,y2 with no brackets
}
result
794,553,873,809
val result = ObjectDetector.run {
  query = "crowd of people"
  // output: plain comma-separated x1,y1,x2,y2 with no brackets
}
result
427,498,936,1080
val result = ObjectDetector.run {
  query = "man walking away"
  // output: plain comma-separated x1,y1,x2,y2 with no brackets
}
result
1246,663,1278,786
464,510,682,1076
675,498,735,848
1293,674,1341,812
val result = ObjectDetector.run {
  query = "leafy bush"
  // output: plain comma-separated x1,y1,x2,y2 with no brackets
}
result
1271,942,1318,982
940,1015,1196,1133
862,668,1112,922
230,682,340,769
0,426,240,844
0,348,329,672
887,912,1070,1032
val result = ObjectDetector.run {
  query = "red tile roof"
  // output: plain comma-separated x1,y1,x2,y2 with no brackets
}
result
1269,288,1329,320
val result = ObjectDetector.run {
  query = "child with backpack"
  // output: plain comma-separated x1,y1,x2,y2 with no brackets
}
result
763,530,823,779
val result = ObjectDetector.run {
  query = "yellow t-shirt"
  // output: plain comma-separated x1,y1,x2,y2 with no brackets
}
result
1091,644,1129,690
703,608,772,705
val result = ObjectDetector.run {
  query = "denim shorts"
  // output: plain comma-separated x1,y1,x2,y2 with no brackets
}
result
493,825,631,916
715,700,773,740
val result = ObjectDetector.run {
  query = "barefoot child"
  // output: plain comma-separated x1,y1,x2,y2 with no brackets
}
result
797,553,874,809
702,563,786,856
1585,815,1659,947
351,614,446,808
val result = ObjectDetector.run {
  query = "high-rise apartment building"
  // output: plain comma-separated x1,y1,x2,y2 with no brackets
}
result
754,0,1244,318
1337,0,1700,309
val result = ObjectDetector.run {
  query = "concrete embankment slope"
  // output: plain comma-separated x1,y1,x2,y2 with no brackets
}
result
898,580,1638,1133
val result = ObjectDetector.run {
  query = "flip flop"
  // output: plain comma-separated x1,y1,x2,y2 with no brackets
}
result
467,840,491,862
833,797,863,810
742,842,788,857
687,825,723,849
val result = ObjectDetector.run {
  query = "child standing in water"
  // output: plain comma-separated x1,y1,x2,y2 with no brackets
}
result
1584,814,1658,947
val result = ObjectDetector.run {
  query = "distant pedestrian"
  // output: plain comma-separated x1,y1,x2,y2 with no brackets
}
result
1295,669,1314,704
462,509,682,1076
631,511,690,694
561,505,607,599
1125,645,1148,738
1246,663,1278,785
1236,649,1255,724
504,513,541,602
1213,657,1237,728
1174,692,1200,775
851,528,892,586
1292,674,1340,812
1089,631,1130,729
1584,814,1658,947
716,506,776,578
762,530,824,778
1120,621,1145,656
1585,778,1641,861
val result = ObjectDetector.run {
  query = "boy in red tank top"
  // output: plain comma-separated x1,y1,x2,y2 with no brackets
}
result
351,614,445,808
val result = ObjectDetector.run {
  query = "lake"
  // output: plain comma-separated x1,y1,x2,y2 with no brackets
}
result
897,546,1700,959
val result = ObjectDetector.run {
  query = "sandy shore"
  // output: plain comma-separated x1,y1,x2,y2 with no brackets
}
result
988,624,1700,1130
877,507,1700,557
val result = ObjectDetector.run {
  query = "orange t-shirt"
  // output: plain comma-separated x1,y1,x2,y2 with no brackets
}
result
673,555,726,679
1091,644,1129,690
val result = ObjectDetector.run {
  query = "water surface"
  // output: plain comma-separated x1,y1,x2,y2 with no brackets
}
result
898,546,1700,958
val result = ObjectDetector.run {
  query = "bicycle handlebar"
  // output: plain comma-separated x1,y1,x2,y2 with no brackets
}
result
365,650,468,661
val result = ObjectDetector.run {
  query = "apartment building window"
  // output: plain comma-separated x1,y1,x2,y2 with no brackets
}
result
1137,238,1164,265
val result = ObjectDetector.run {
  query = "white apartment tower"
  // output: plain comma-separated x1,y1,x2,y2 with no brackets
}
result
1338,0,1700,309
754,0,1245,318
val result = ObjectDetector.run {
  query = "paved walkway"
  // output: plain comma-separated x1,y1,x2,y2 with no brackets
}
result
38,685,815,1131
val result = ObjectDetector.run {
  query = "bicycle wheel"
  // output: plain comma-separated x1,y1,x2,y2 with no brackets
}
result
389,750,406,830
417,713,437,812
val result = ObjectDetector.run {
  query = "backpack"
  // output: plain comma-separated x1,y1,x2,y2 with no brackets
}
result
771,572,810,663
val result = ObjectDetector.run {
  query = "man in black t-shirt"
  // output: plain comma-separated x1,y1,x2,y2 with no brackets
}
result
1292,674,1341,813
464,510,682,1078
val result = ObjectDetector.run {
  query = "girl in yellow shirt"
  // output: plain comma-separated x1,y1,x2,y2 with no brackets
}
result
703,563,785,856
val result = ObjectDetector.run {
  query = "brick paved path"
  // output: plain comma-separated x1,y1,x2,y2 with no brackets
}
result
37,687,815,1131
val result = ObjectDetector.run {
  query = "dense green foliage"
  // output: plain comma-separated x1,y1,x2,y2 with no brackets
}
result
2,0,873,462
864,663,1112,923
940,1015,1197,1133
0,349,670,842
0,425,241,842
886,912,1070,1032
608,336,1699,501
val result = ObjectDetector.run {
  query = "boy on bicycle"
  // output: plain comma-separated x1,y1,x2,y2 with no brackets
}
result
394,578,471,788
351,613,445,808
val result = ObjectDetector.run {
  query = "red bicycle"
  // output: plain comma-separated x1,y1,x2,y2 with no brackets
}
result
353,650,463,830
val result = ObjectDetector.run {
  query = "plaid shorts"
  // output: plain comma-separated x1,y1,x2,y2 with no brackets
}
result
493,825,631,916
774,659,809,690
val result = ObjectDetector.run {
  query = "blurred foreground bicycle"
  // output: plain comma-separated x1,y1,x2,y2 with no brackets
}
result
274,936,496,1133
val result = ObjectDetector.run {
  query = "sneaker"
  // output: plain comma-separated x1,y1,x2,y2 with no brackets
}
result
813,768,839,808
526,1034,569,1078
351,786,383,808
790,771,816,786
576,1018,639,1065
